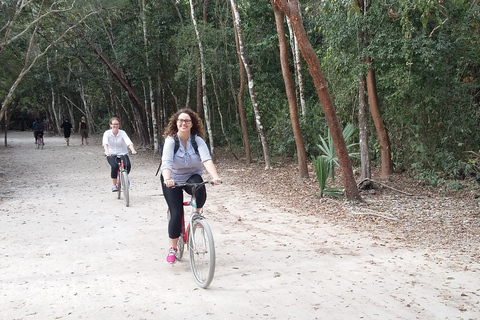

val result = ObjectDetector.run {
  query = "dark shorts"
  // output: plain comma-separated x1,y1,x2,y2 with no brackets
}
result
80,129,88,138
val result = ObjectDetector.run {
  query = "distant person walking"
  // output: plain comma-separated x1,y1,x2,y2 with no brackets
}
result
78,116,89,145
61,119,73,146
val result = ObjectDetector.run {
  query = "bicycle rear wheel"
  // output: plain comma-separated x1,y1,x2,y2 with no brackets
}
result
189,217,215,288
121,171,129,207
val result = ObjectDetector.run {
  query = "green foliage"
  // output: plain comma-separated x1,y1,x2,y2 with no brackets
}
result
312,123,359,199
1,0,478,187
312,156,344,198
316,123,359,183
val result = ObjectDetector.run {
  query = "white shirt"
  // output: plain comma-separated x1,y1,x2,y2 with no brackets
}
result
102,129,133,155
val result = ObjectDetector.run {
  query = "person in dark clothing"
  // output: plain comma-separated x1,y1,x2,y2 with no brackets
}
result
78,116,89,145
61,119,73,146
32,119,45,144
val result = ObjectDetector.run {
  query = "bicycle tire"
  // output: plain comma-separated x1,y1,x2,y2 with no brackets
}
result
122,171,129,207
117,170,122,200
189,217,215,288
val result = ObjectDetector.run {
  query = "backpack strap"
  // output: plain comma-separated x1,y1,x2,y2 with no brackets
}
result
156,134,199,176
190,134,199,154
174,134,198,154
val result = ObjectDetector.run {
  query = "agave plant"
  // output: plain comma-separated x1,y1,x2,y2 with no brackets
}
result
313,123,359,198
317,123,359,184
313,156,344,198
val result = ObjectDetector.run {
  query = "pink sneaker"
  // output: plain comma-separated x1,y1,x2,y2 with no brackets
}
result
166,247,177,264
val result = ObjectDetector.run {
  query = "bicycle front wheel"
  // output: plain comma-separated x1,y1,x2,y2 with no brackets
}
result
121,171,129,207
189,218,215,288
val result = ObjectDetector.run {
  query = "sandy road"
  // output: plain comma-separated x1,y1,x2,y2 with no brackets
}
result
0,131,479,319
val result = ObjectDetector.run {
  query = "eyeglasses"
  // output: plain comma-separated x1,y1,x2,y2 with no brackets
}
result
111,123,120,126
177,119,192,124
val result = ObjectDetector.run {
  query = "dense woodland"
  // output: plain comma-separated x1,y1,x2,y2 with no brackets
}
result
1,0,479,199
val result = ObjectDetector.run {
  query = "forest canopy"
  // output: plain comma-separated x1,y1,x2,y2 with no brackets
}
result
1,0,479,187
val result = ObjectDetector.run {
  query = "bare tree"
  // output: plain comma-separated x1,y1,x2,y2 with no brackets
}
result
230,0,272,169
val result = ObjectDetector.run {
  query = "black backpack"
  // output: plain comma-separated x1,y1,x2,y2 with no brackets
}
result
155,134,198,176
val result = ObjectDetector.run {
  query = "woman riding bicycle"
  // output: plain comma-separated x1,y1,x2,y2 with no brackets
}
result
160,108,221,264
102,116,137,192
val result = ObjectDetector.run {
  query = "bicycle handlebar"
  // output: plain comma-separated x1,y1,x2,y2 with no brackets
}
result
104,153,135,157
173,181,220,188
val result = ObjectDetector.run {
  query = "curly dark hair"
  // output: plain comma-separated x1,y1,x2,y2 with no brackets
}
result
163,109,205,139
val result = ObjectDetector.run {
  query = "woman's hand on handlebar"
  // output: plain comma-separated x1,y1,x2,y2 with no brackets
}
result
164,178,175,188
212,177,222,185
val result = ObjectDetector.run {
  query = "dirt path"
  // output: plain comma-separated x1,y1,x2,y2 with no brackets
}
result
1,131,479,319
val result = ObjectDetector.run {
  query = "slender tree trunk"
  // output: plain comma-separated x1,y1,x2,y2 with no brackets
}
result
211,72,230,159
272,0,308,178
357,21,371,180
231,0,272,169
286,7,306,119
358,75,371,179
274,0,359,201
141,0,158,151
366,57,393,179
195,50,202,115
189,0,215,155
230,1,251,164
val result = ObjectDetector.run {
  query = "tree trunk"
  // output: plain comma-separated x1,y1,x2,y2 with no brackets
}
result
231,0,272,169
195,51,203,115
358,75,371,180
271,0,308,179
286,6,306,120
366,57,393,179
141,0,158,151
274,0,359,201
230,1,251,164
189,0,215,155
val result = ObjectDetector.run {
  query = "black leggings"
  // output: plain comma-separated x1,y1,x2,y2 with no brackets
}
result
106,155,131,179
161,174,207,239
